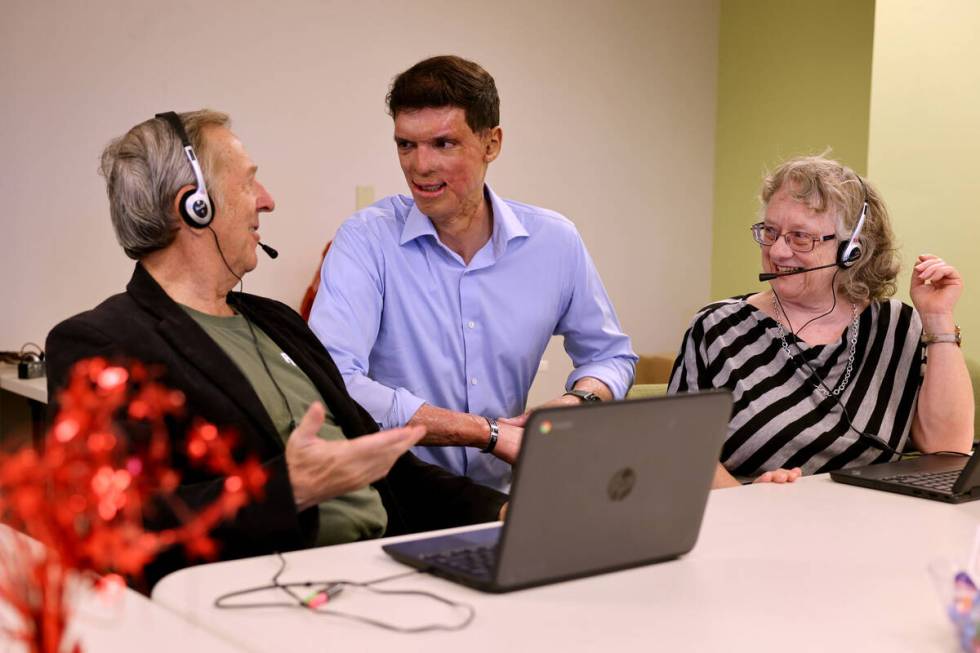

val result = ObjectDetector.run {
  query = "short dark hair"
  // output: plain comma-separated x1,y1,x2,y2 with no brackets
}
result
386,55,500,133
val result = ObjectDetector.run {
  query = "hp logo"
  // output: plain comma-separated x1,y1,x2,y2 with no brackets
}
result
607,467,636,501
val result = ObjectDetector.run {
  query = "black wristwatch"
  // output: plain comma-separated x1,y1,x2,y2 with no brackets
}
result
564,389,601,403
482,417,499,454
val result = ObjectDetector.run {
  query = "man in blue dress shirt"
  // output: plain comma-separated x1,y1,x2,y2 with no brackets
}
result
309,55,637,491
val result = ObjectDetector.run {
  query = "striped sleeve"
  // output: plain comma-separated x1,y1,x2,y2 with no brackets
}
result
667,299,743,395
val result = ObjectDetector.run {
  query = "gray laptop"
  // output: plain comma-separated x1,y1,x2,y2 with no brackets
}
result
383,390,732,592
831,451,980,503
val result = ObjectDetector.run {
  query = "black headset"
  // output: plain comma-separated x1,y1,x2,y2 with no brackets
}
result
835,177,868,269
155,111,215,228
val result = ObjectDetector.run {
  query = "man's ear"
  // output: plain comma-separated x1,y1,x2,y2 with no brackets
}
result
172,184,195,227
484,126,502,163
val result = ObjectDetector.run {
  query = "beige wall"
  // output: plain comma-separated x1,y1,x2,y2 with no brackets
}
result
867,0,979,366
0,0,719,405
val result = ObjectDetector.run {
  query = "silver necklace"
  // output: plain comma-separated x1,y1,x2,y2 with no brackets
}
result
771,295,859,397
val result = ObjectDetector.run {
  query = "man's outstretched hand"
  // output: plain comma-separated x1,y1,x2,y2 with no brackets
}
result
286,402,426,511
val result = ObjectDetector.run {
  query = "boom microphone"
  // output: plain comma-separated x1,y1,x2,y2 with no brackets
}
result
758,262,837,282
259,242,279,259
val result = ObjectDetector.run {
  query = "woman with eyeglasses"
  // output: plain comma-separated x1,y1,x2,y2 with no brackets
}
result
668,155,973,488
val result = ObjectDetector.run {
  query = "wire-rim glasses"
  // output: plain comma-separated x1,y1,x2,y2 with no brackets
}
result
750,222,836,253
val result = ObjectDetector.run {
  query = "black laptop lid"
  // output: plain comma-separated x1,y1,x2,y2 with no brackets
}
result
953,450,980,494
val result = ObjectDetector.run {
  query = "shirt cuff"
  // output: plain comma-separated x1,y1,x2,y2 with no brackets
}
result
566,360,635,400
392,388,427,429
343,373,428,430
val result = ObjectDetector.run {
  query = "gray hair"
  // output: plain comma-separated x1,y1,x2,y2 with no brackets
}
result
99,110,230,260
761,154,900,302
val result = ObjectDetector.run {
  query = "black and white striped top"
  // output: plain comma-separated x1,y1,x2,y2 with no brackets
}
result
668,297,923,476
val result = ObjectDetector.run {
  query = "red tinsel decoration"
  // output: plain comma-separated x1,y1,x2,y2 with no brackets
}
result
0,357,268,652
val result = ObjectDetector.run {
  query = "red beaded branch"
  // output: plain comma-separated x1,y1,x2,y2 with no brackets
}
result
0,357,268,652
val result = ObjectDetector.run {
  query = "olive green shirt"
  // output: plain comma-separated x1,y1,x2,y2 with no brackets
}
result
182,305,386,545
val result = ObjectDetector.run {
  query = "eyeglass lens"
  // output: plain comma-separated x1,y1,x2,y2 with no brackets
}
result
751,224,819,252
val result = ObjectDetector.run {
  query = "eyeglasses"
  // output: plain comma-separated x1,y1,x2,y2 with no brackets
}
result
750,223,836,253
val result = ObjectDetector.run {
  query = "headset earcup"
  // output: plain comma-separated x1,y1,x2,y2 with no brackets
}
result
198,194,214,225
837,240,861,268
178,187,197,227
179,188,213,228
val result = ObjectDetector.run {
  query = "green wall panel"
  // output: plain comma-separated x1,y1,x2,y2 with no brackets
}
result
711,0,875,300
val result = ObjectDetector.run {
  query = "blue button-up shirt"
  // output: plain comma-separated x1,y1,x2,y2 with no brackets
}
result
309,186,636,490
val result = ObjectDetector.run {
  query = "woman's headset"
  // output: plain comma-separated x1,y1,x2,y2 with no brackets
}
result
836,177,868,269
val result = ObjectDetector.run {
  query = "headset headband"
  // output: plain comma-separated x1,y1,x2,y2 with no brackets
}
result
155,111,191,147
155,111,213,226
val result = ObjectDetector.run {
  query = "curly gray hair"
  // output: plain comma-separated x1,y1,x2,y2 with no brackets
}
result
761,154,900,302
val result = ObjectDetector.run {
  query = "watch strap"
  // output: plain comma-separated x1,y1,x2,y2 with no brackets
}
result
481,417,499,454
922,324,961,347
564,389,601,403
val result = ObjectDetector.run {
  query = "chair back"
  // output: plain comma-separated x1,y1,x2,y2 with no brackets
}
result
626,383,668,399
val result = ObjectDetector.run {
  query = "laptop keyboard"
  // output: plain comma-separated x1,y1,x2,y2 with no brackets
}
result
882,469,960,493
420,546,497,579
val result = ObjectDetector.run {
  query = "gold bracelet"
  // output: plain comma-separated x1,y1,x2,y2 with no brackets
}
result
921,324,961,346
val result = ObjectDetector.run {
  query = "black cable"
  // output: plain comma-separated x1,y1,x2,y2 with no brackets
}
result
793,269,840,336
363,569,428,586
0,352,24,364
771,284,904,459
213,551,475,633
240,314,297,433
207,226,296,432
1,343,45,364
207,226,243,284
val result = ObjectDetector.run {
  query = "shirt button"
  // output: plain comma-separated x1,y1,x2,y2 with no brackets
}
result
471,377,478,385
467,321,476,329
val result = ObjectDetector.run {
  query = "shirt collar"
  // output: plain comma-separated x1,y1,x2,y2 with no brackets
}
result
486,185,529,258
399,185,529,257
400,201,438,245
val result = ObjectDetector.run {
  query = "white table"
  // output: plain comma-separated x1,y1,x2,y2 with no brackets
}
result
0,364,47,404
0,525,245,652
152,475,979,652
67,584,246,652
0,582,247,652
0,363,47,448
1,585,245,652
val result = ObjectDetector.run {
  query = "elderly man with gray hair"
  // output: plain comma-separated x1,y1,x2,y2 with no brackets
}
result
46,109,506,588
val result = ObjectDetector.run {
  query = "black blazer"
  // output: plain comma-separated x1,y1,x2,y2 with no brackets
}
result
46,264,506,588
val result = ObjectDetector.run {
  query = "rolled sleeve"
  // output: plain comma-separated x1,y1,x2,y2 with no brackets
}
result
567,359,635,400
342,371,427,430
